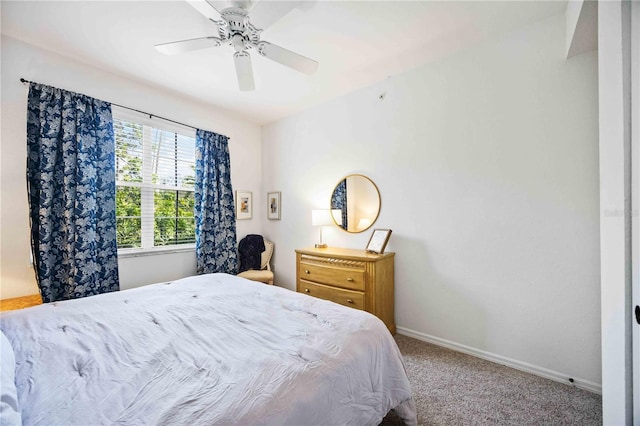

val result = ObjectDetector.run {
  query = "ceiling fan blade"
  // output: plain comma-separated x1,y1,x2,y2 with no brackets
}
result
248,0,304,30
186,0,222,21
206,1,240,12
155,37,222,55
257,42,318,75
234,51,255,91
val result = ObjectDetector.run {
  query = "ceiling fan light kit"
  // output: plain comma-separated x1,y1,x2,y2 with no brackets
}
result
156,0,318,91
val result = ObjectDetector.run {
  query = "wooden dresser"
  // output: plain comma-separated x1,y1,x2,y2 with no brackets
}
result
295,247,395,334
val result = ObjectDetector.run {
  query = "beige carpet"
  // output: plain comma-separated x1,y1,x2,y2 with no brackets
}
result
382,334,602,425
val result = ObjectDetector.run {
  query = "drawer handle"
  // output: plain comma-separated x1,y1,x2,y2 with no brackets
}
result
346,277,354,282
304,270,310,274
304,288,310,293
347,299,354,304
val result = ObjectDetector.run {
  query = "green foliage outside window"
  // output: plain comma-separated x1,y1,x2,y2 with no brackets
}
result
154,190,195,246
116,187,142,248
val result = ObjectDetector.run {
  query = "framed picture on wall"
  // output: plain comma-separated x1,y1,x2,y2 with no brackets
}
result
267,191,281,220
365,229,392,254
236,190,252,220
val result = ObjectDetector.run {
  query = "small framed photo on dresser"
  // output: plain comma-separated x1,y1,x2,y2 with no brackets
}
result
365,229,392,254
236,190,252,220
267,191,281,220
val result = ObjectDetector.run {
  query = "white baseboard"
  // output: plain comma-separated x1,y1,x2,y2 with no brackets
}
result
396,326,602,395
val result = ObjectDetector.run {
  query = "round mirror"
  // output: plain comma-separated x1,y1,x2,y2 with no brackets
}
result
330,174,381,233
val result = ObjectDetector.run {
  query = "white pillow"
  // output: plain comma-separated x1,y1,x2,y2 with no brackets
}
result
0,331,22,426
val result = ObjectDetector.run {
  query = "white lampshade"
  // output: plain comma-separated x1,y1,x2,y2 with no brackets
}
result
312,209,333,226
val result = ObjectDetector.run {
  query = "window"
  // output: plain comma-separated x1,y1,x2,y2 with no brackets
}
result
114,109,196,251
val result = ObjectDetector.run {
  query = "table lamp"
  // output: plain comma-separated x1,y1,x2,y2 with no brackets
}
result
312,209,335,248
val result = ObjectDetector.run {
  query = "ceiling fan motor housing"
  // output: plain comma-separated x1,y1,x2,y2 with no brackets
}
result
218,8,261,50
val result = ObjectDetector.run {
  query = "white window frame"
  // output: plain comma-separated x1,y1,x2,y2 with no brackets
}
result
113,107,197,256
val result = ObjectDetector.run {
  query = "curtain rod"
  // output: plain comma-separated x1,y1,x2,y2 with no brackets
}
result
20,78,200,132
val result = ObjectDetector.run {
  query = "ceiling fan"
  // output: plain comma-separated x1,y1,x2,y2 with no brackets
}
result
155,0,318,91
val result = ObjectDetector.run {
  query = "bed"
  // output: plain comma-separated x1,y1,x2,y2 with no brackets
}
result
0,273,416,425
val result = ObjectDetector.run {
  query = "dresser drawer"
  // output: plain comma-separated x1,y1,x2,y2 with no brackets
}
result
299,280,365,311
298,262,365,291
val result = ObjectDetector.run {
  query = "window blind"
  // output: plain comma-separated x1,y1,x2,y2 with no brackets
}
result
113,111,196,250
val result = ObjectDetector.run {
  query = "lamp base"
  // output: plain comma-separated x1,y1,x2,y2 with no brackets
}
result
315,243,327,248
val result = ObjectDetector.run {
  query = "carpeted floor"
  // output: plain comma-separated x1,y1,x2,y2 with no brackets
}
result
382,334,602,426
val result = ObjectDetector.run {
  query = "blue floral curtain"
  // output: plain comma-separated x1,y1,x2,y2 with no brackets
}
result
195,129,238,274
331,179,348,230
26,83,119,303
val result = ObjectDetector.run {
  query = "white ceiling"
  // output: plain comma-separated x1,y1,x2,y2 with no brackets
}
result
1,1,567,125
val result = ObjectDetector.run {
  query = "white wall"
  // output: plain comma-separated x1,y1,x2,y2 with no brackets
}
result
262,14,601,388
0,35,262,298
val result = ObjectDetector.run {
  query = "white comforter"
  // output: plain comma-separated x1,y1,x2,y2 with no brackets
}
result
1,274,416,425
